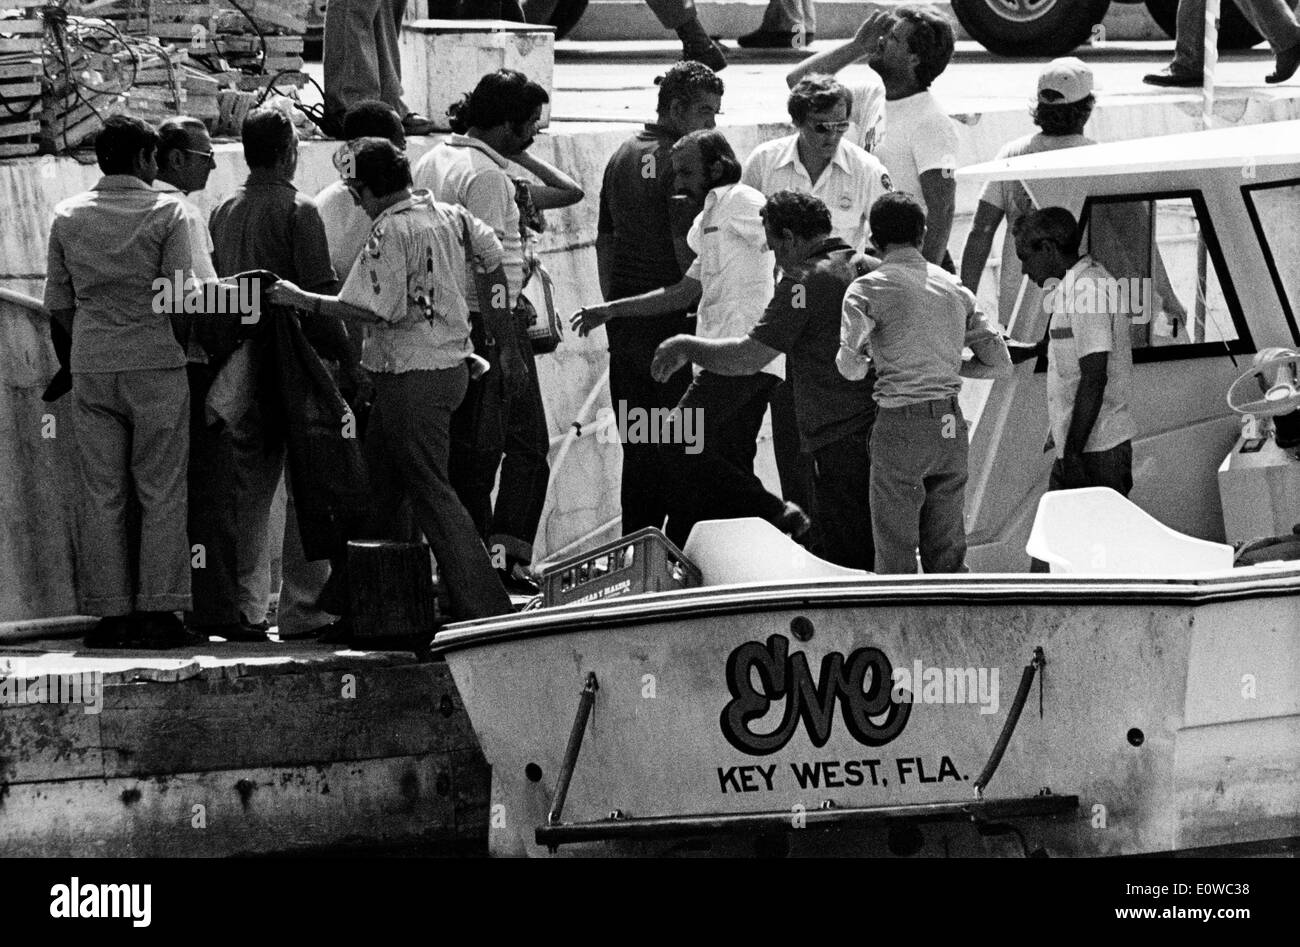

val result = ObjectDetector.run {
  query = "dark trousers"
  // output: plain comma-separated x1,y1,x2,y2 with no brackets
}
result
450,315,551,565
870,397,969,575
770,379,818,515
1048,441,1133,496
812,429,875,570
186,363,240,628
366,366,511,621
607,327,694,535
662,371,785,548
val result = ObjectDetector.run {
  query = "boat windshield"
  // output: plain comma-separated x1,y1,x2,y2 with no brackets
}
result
1243,180,1300,334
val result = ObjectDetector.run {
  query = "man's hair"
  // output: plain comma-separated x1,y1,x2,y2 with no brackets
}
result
94,114,158,176
447,69,549,134
342,100,404,144
786,74,852,125
349,137,413,198
156,116,208,168
869,192,927,246
763,190,832,240
654,60,725,114
1014,207,1082,256
672,129,742,187
241,107,297,169
1032,95,1095,136
896,4,956,90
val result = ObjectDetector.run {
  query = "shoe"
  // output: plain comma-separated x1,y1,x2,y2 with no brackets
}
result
736,28,813,49
134,611,204,650
318,111,345,139
200,619,268,643
401,112,437,136
84,615,134,649
315,619,353,645
1267,42,1300,84
775,501,813,541
682,35,728,72
1142,66,1202,88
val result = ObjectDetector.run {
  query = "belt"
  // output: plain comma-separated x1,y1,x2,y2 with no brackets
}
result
878,396,961,418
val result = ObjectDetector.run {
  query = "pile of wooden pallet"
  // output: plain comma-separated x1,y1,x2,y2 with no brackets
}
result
0,3,44,158
148,0,310,88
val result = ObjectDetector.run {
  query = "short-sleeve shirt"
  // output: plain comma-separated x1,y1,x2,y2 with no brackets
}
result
978,132,1092,320
750,237,876,452
839,246,1003,407
741,134,892,252
1046,256,1137,457
684,182,782,378
316,177,373,277
208,169,337,291
154,179,218,364
846,70,887,153
868,90,960,209
44,175,196,373
339,191,504,374
412,134,525,309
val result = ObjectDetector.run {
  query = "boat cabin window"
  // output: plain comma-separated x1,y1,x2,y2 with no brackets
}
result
1080,193,1250,361
1243,179,1300,342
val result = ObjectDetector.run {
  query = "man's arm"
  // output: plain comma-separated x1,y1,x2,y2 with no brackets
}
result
960,290,1012,378
572,276,703,335
838,280,876,380
511,151,585,210
651,334,778,382
960,200,1005,295
786,11,891,87
919,169,956,266
596,179,615,299
1064,351,1108,461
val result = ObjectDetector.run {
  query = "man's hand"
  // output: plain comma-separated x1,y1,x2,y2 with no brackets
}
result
852,9,894,55
268,279,307,310
572,304,612,337
1006,336,1047,365
651,336,691,383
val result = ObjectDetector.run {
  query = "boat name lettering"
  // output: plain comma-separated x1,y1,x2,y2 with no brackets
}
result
719,634,911,756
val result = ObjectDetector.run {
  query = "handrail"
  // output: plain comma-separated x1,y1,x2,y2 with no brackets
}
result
0,287,49,317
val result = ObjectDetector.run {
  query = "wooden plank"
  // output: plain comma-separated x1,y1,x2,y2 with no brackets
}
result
0,63,42,81
0,752,479,856
0,700,106,783
0,82,41,98
0,119,40,139
0,20,44,35
0,38,42,54
0,141,38,157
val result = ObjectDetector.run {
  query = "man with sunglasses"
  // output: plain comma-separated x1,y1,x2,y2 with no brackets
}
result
1014,208,1135,504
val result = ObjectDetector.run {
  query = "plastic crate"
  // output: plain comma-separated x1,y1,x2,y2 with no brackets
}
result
542,528,702,608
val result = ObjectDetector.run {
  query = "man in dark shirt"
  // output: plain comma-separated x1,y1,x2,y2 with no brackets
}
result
649,190,879,569
209,108,345,639
594,60,723,534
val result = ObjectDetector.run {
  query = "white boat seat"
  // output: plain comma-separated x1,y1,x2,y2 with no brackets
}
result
682,518,869,587
1025,487,1234,575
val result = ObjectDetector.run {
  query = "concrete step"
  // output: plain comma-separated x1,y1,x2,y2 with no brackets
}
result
569,0,1168,43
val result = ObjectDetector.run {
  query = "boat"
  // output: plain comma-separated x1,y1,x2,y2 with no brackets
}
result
433,119,1300,857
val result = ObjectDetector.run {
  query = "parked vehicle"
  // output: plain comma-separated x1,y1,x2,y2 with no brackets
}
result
951,0,1262,57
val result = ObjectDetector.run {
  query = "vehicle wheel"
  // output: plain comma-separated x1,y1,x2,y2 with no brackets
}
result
1143,0,1263,50
548,0,589,40
951,0,1112,57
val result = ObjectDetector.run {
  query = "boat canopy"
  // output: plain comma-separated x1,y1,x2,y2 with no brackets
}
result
959,119,1300,183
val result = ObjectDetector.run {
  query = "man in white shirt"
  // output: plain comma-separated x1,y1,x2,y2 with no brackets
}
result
575,130,809,547
741,75,892,252
1015,208,1136,498
788,4,959,267
413,69,568,595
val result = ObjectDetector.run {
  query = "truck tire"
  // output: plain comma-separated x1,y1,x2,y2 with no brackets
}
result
549,0,589,39
1143,0,1263,50
951,0,1113,56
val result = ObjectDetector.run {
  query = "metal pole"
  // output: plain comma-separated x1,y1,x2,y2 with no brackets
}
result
1204,0,1222,129
547,671,599,827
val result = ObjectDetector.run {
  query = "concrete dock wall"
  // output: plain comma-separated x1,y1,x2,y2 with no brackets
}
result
2,90,1298,623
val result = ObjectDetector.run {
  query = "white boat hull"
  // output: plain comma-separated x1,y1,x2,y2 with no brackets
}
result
436,571,1300,857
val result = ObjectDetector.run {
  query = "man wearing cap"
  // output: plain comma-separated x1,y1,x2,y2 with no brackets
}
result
839,193,1011,575
1014,208,1135,573
961,58,1095,325
1144,0,1300,87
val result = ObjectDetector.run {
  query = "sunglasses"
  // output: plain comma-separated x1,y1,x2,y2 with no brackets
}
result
181,147,215,161
811,120,851,135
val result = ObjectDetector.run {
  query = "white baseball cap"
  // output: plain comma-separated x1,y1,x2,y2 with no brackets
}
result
1038,57,1094,104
